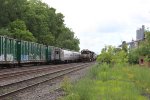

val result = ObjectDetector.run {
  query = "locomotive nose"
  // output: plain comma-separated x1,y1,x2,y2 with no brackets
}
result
82,54,87,58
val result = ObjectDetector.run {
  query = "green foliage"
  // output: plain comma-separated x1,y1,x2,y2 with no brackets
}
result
145,31,150,42
88,65,100,79
97,45,114,64
0,0,27,27
11,29,36,42
60,93,80,100
98,63,110,81
56,27,80,51
0,28,11,36
0,0,80,51
8,19,36,42
62,64,150,100
128,49,139,64
70,79,96,100
128,30,150,64
131,66,150,94
138,42,150,56
112,50,128,64
121,41,128,52
39,34,55,45
97,45,128,65
9,19,26,31
144,55,150,62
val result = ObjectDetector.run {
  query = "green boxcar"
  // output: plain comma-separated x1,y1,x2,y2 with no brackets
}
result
17,40,46,64
0,36,17,64
17,40,29,63
46,46,56,63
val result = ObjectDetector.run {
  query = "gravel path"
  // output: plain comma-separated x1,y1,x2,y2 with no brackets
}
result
1,63,95,100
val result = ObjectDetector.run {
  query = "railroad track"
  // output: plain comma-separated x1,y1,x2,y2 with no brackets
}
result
0,63,80,85
0,62,94,99
0,63,82,86
0,63,80,75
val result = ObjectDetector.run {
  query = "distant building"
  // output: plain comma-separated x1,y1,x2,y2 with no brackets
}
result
136,25,145,40
118,25,145,49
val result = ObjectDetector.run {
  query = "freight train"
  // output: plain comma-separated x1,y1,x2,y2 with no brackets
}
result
0,36,96,67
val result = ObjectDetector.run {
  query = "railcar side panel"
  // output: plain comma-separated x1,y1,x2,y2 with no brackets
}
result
47,46,55,62
0,36,17,64
17,40,46,64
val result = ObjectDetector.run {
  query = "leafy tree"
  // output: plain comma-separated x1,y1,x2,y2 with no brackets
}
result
23,0,50,40
56,27,80,51
97,45,128,65
0,28,11,36
8,19,36,41
97,46,115,64
9,19,27,31
40,34,55,45
112,50,128,64
0,0,28,27
0,0,80,51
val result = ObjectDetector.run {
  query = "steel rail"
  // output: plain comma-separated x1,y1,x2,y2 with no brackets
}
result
0,63,93,99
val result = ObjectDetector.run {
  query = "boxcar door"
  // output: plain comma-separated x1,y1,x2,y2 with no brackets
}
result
54,49,60,60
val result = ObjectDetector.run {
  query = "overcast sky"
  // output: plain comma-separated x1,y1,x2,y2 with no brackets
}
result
42,0,150,53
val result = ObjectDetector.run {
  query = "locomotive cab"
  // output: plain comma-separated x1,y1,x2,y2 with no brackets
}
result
81,49,93,62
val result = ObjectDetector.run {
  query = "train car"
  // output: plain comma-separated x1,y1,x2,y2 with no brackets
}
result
0,36,18,66
52,48,72,63
46,46,60,63
0,35,95,67
60,49,71,63
17,40,46,65
52,48,80,63
51,47,62,63
73,51,81,62
60,49,80,63
0,36,47,66
81,49,95,62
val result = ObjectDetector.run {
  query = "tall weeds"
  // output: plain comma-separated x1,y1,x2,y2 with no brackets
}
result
60,63,150,100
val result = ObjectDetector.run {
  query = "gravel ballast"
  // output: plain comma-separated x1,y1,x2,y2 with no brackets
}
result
1,63,95,100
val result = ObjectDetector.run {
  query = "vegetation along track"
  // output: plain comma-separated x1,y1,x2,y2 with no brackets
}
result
0,62,94,99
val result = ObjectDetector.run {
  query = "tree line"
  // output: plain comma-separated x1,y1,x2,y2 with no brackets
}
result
0,0,80,51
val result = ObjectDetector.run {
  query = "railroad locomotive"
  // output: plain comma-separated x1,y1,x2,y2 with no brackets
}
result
0,36,95,67
81,49,97,62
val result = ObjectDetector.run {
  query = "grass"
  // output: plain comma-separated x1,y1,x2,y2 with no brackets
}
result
59,63,150,100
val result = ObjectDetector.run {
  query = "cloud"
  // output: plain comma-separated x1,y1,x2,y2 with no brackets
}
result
96,21,128,33
42,0,150,53
132,13,150,24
